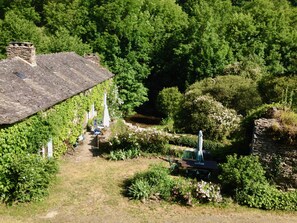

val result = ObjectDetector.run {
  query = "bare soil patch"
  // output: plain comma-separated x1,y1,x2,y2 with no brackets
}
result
1,131,297,223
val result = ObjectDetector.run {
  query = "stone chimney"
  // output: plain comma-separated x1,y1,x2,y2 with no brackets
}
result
84,53,100,65
6,42,36,66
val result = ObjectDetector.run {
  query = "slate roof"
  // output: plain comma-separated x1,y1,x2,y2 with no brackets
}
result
0,52,114,124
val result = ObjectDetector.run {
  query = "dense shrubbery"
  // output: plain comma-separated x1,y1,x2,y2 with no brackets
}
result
235,182,297,211
187,75,262,115
127,164,222,205
219,155,297,211
108,129,169,159
174,95,241,141
219,155,267,194
0,153,58,204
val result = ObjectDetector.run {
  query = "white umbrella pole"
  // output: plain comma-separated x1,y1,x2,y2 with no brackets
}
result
197,130,204,163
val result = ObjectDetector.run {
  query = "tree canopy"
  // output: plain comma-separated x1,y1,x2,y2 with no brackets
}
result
0,0,296,114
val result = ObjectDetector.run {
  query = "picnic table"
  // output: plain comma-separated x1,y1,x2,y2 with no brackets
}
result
171,158,219,179
177,159,218,171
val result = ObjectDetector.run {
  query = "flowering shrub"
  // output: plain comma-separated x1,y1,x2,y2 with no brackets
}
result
108,129,169,156
175,95,241,140
172,178,222,206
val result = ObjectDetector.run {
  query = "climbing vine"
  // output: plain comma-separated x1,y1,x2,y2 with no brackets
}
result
0,79,115,203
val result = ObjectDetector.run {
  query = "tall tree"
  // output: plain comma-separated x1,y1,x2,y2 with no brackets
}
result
91,0,188,114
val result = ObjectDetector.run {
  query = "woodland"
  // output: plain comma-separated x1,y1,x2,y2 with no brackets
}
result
0,0,296,115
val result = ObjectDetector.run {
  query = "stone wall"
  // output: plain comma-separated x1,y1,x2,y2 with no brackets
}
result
251,118,297,188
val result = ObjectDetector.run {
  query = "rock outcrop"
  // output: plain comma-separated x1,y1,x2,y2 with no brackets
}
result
251,118,297,188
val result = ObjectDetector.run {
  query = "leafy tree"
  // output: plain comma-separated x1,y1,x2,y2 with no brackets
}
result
164,0,234,90
45,28,92,55
157,87,183,118
92,0,188,114
0,9,47,57
44,0,96,41
242,0,297,75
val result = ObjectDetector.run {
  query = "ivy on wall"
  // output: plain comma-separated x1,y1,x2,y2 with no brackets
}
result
0,79,113,157
0,79,114,203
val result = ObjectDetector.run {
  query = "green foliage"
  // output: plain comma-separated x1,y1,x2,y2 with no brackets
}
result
167,134,230,160
236,182,297,211
108,148,141,161
128,164,174,201
218,155,267,194
0,80,113,203
0,153,58,204
258,76,297,111
45,28,92,55
157,87,183,118
175,95,241,141
187,75,262,115
172,178,222,206
109,129,169,155
128,178,151,201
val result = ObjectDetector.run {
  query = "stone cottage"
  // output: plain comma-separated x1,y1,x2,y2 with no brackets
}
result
0,42,114,155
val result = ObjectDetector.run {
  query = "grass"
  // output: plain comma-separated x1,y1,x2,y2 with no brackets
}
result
1,151,297,222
